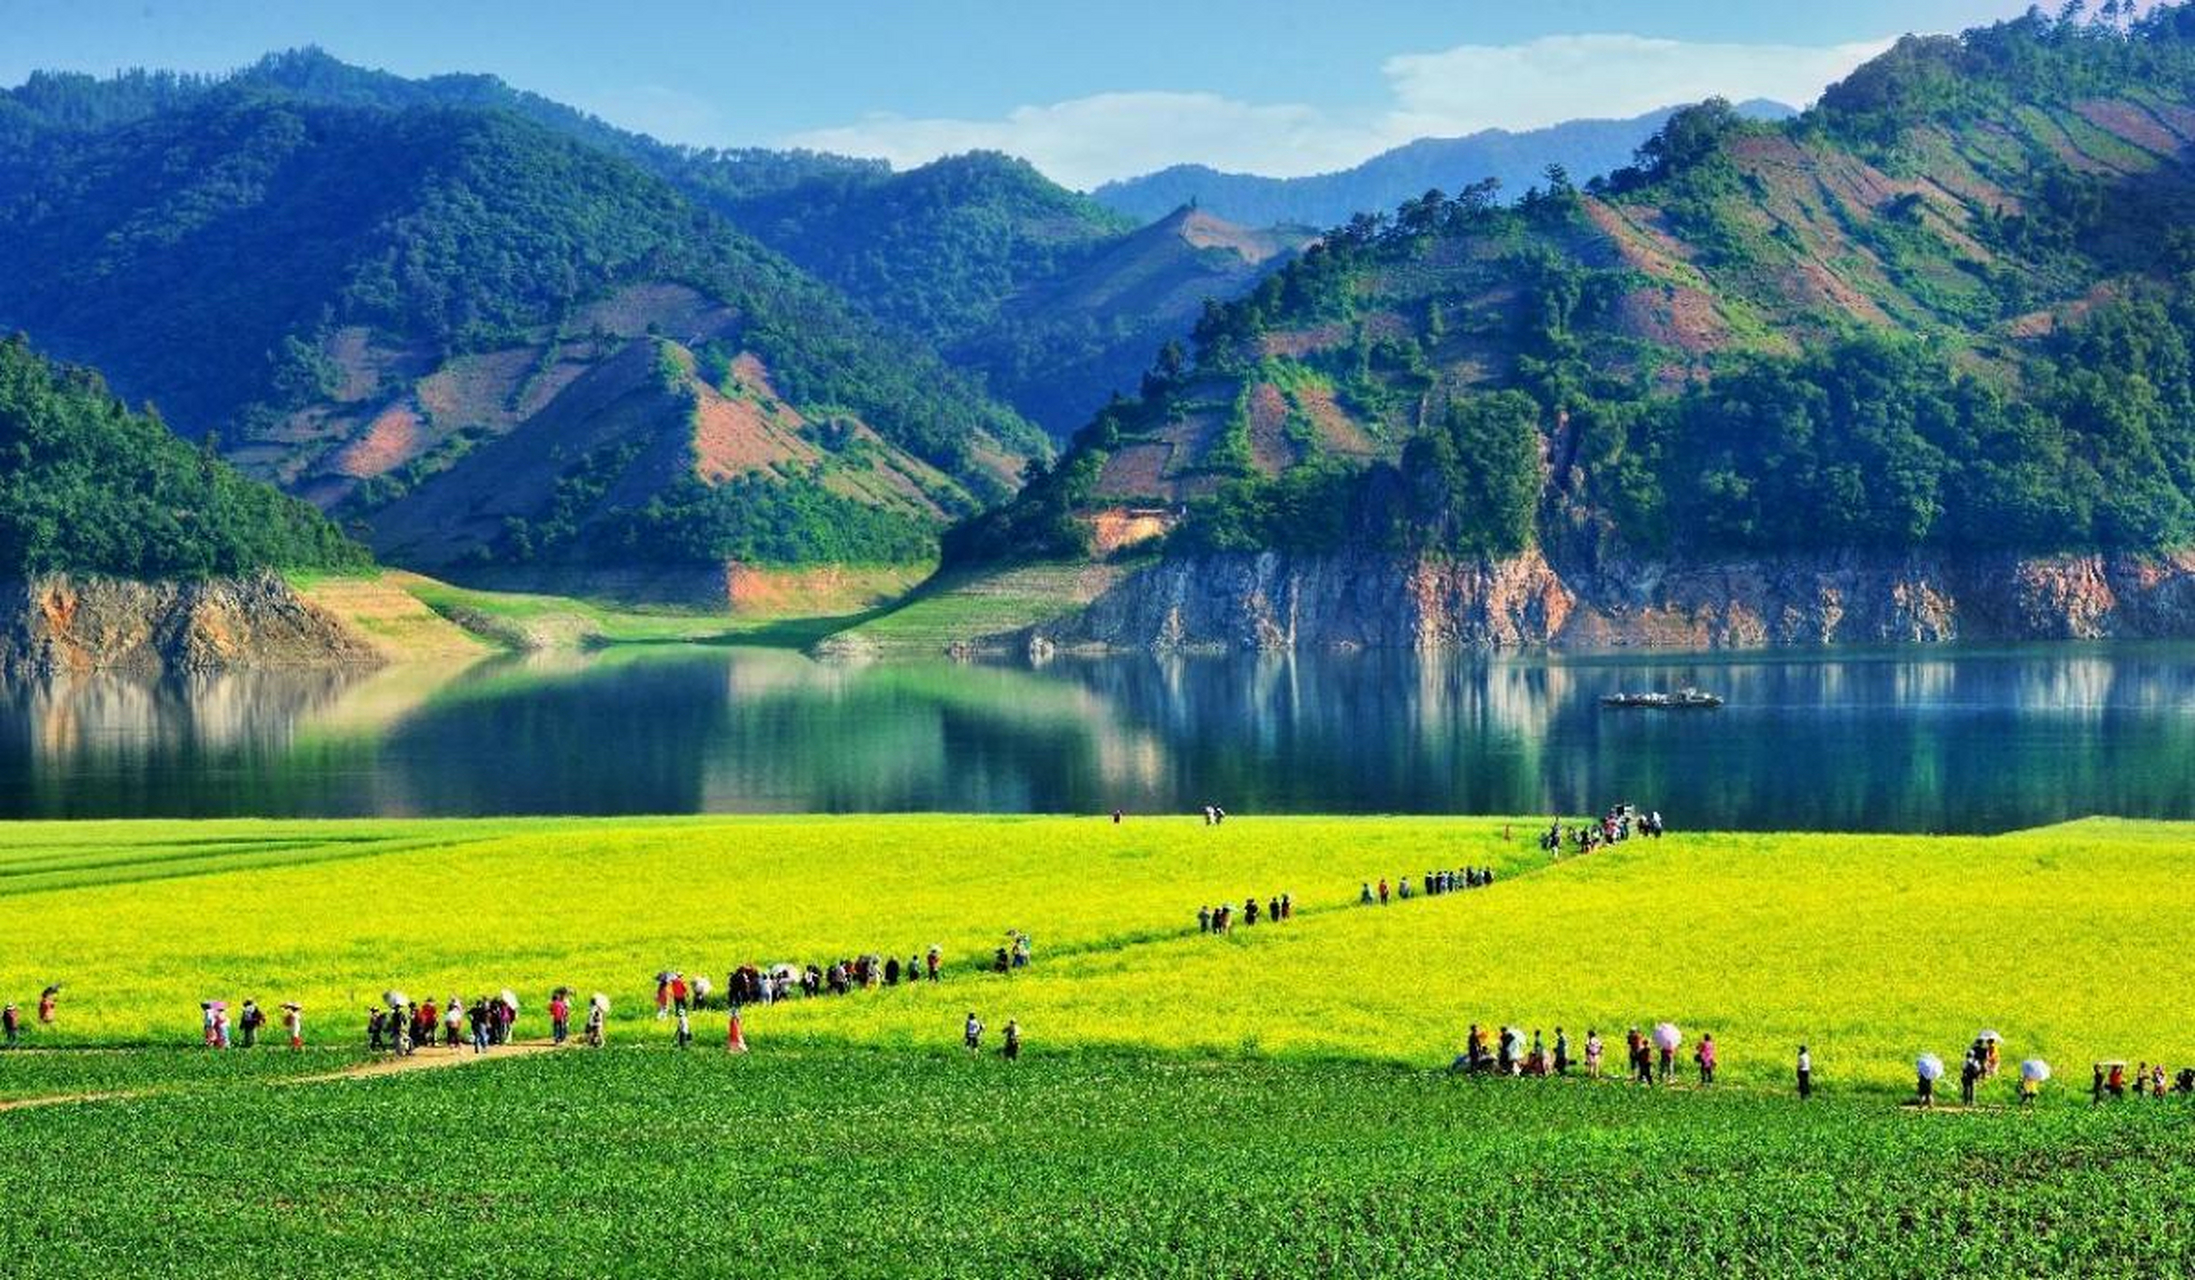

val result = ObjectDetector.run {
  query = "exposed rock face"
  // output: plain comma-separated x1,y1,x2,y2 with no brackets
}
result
0,574,382,675
1037,548,2195,652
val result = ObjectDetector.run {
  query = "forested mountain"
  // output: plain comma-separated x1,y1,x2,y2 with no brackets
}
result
0,48,1292,464
0,335,364,578
0,69,1047,572
1091,101,1797,228
955,7,2195,571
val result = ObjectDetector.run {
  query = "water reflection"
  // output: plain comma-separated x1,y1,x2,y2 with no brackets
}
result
0,642,2188,831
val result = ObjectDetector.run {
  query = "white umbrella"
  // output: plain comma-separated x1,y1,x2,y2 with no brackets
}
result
383,990,409,1008
1917,1054,1945,1081
1652,1022,1681,1052
1975,1029,2003,1043
2021,1058,2051,1082
499,988,519,1010
590,993,610,1012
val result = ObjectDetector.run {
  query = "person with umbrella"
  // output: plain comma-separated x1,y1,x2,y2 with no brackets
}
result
1976,1031,2003,1078
282,1002,304,1051
1916,1054,1944,1107
1653,1024,1681,1084
2021,1058,2050,1106
586,994,608,1048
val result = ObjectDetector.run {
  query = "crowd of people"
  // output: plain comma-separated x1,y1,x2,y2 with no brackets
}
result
1360,866,1495,907
1196,893,1292,934
1541,803,1664,856
1451,1023,1719,1086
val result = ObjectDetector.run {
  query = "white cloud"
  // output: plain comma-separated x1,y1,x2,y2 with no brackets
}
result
1380,33,1895,138
782,32,1898,189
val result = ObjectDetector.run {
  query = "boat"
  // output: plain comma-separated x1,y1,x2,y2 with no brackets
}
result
1600,687,1724,710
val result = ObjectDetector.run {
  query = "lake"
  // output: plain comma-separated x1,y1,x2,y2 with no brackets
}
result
1,642,2189,832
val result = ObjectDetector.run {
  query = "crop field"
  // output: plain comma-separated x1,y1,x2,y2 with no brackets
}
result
4,1049,2194,1277
1,816,2190,1088
2,814,2193,1275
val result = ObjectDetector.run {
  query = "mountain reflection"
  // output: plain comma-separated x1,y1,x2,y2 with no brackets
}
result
0,642,2187,831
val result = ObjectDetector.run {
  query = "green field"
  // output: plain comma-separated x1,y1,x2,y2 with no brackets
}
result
2,815,2192,1275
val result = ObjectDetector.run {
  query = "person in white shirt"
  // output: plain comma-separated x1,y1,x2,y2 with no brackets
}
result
1796,1044,1814,1099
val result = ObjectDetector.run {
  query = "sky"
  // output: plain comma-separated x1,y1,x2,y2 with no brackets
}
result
0,1,2046,188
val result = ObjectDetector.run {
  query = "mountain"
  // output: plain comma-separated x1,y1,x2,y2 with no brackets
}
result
950,206,1315,439
0,334,364,579
0,73,1048,574
1091,101,1798,228
953,7,2195,638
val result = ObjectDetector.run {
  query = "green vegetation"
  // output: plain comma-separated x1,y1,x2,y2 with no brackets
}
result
6,1049,2193,1277
0,336,366,577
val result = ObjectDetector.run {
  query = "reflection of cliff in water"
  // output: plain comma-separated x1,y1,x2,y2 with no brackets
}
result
0,641,2186,828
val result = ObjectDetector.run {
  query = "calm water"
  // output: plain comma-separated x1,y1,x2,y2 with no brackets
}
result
0,643,2189,832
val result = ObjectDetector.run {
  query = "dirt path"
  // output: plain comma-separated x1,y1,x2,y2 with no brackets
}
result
0,1039,562,1114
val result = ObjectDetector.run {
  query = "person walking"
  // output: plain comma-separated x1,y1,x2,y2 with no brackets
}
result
727,1003,749,1054
38,986,57,1026
927,946,942,982
1797,1044,1812,1099
586,997,606,1048
1696,1034,1717,1086
1585,1029,1603,1079
1960,1050,1980,1106
1554,1028,1570,1076
964,1012,984,1054
444,996,463,1049
674,1005,692,1050
2,1002,17,1047
282,1003,303,1051
1003,1019,1022,1062
550,992,570,1045
239,1000,263,1050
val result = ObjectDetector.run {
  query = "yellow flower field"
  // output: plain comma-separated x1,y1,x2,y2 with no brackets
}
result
1,815,2188,1089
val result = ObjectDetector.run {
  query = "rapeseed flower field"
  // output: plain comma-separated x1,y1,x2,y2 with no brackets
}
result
1,815,2188,1090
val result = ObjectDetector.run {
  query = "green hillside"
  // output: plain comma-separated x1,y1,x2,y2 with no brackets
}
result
954,7,2195,568
0,76,1047,572
0,335,365,578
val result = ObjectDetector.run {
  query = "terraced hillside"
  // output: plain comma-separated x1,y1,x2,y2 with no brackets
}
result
955,9,2195,578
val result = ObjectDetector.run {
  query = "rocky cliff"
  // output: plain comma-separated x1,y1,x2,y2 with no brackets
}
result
0,574,382,675
1033,548,2195,653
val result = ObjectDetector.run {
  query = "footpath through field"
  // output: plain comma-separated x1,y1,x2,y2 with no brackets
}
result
0,1038,560,1113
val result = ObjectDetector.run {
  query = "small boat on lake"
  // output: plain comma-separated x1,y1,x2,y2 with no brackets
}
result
1600,687,1725,710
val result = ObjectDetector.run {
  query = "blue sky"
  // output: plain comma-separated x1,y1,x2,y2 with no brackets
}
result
0,1,2042,185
